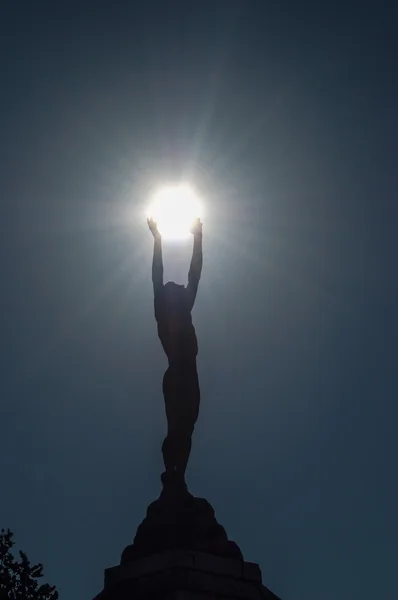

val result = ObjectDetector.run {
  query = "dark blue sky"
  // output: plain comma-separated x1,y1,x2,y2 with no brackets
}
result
1,2,397,599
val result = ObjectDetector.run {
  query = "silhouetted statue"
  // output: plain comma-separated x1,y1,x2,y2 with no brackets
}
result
119,218,243,564
148,217,203,486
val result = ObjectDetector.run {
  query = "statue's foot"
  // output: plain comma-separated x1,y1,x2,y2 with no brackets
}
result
161,470,189,497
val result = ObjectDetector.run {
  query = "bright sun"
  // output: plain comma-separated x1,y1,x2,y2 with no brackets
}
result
147,184,203,240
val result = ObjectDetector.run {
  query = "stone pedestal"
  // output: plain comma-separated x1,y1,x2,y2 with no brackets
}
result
93,478,280,600
93,550,280,600
120,482,243,563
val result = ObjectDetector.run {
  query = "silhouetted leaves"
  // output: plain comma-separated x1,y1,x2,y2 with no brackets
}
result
0,530,58,600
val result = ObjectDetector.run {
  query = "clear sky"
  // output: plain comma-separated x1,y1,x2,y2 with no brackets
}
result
1,2,397,599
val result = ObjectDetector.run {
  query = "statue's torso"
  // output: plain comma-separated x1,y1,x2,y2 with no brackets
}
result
154,289,198,362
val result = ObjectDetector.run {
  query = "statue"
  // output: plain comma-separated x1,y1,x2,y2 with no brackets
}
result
120,215,243,562
147,216,203,486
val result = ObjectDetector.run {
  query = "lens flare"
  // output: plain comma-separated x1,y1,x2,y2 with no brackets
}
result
147,184,202,240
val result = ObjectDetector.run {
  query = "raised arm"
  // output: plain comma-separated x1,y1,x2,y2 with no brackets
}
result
187,218,203,308
147,218,163,294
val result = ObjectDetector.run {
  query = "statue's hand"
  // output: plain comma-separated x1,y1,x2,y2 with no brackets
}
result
190,218,203,236
147,217,160,239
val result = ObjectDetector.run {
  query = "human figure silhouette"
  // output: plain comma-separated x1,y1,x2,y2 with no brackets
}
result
148,217,203,482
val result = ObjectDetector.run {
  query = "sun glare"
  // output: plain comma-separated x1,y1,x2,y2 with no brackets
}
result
147,184,202,240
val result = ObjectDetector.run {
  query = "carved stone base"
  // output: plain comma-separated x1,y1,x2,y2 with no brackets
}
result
121,478,242,563
92,478,281,600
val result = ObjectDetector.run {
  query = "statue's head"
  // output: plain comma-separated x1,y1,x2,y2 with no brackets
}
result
164,281,186,303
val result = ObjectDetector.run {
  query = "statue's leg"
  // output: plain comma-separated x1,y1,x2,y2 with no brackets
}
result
180,363,200,474
161,430,192,475
162,361,200,476
162,362,200,477
162,366,180,473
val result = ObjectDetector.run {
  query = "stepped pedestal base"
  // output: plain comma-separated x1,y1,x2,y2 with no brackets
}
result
93,549,280,600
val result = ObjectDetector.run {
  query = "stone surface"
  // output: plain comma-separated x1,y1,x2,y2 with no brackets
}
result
93,549,281,600
121,482,243,563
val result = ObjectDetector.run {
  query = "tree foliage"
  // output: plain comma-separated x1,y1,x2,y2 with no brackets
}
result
0,530,58,600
